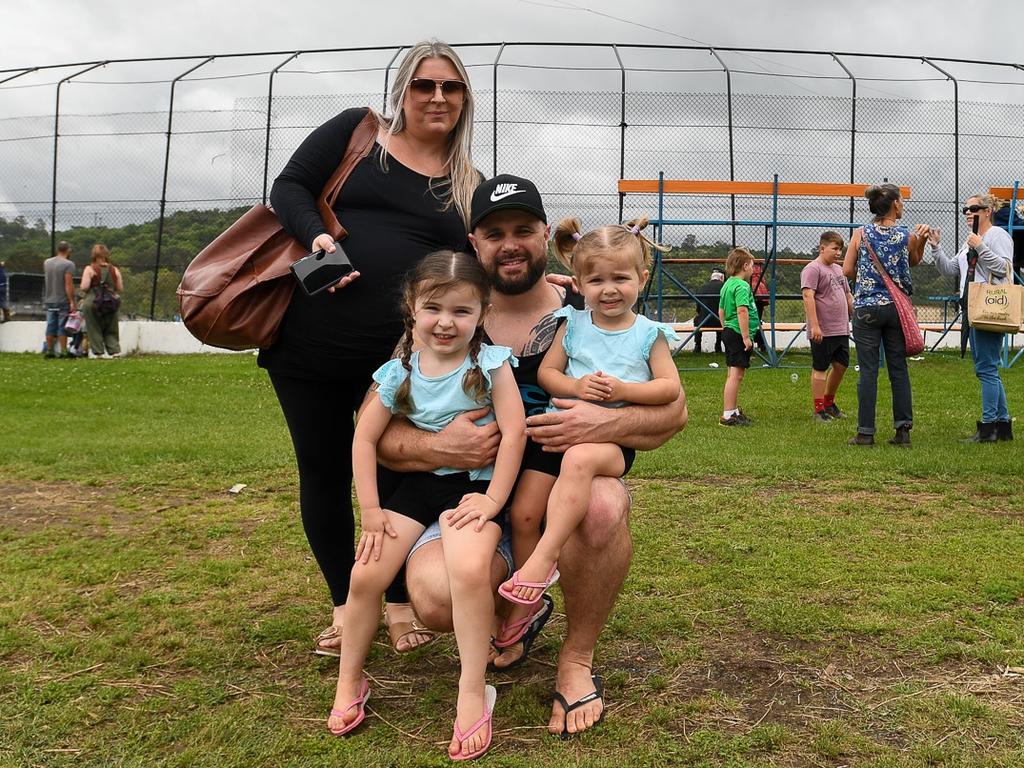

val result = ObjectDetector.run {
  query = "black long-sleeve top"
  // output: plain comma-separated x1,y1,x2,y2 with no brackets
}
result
258,108,469,381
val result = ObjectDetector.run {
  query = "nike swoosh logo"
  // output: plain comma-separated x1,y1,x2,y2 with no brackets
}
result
490,188,526,202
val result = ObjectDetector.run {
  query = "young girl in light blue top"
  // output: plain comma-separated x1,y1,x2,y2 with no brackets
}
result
496,217,680,631
328,251,525,763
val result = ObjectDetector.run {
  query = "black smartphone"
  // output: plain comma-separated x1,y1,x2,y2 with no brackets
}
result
290,242,354,296
972,215,980,235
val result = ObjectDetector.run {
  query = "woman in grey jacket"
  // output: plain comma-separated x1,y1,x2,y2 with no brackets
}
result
930,193,1015,442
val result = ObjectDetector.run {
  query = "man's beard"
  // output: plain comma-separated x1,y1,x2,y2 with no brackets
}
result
484,253,546,296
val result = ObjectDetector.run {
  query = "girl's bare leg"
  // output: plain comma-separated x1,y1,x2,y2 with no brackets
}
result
441,519,502,758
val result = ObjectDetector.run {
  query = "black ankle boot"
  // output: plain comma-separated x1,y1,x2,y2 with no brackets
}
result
960,421,998,443
959,421,983,444
888,425,911,447
848,433,874,446
995,420,1013,441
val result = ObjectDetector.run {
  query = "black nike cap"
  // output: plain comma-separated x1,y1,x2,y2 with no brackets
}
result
470,174,547,230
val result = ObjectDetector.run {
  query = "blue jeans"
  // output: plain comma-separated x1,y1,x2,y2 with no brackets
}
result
970,328,1009,422
852,302,913,435
45,300,70,337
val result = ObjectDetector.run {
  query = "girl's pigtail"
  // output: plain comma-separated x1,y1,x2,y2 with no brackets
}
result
623,216,669,270
461,324,489,404
551,216,584,272
392,315,416,415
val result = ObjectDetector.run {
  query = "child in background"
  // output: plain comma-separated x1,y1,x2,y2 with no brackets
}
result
718,247,759,426
329,251,525,762
496,217,680,638
801,231,854,422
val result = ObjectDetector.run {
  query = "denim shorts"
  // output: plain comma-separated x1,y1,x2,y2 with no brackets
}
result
45,301,70,337
407,518,514,578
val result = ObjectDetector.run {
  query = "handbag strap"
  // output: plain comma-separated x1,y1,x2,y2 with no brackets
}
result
315,109,380,241
985,257,1014,285
861,226,908,299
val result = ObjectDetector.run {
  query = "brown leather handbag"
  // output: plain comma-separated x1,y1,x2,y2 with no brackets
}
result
177,110,378,350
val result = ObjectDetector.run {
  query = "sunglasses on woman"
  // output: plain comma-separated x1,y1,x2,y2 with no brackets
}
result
962,204,989,214
408,78,466,99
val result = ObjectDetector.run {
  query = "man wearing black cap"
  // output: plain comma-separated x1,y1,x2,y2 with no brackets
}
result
378,174,688,737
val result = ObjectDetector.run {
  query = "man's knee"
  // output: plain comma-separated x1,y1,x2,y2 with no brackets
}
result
406,542,453,632
574,477,630,550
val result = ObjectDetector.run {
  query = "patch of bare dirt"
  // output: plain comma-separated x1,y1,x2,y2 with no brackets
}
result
0,480,268,536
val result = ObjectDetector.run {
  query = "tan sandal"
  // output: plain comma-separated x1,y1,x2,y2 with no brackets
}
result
384,605,437,653
314,624,343,657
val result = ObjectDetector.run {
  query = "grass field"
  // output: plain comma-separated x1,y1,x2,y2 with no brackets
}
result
1,350,1022,768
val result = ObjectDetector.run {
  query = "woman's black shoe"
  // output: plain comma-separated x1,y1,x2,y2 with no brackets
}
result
960,421,998,444
996,420,1013,441
888,425,912,447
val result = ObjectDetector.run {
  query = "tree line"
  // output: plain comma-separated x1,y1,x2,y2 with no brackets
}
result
1,211,955,322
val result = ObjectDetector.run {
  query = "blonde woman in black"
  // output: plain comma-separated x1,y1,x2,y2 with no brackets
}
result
261,40,480,657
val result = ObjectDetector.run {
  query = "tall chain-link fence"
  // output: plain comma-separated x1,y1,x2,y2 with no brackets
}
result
1,44,1022,320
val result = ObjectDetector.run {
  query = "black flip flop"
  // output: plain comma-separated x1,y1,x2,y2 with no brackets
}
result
488,593,554,671
552,673,604,739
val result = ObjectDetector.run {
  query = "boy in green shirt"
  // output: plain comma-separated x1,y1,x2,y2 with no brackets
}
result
718,247,759,426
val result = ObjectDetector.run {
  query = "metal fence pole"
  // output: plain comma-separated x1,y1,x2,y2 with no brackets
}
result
0,67,38,85
263,52,301,205
50,61,106,256
709,49,736,245
611,45,626,224
382,46,405,113
831,53,857,224
922,58,959,242
492,44,506,177
151,57,215,319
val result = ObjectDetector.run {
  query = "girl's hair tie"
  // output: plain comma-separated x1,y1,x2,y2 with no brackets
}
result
629,225,640,235
571,231,583,242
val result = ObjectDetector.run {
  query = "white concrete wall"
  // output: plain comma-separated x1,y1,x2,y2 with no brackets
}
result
0,320,248,354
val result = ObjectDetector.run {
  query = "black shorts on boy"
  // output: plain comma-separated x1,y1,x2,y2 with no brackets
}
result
810,335,849,372
722,327,753,369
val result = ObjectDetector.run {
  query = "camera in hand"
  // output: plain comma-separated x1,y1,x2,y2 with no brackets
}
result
290,242,354,296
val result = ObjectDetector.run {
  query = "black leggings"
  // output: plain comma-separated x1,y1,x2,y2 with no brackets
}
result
269,370,406,606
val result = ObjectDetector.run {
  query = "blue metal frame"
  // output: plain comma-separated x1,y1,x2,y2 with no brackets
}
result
641,175,1024,370
642,172,868,367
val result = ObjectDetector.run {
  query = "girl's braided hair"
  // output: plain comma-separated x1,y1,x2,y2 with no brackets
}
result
392,250,491,414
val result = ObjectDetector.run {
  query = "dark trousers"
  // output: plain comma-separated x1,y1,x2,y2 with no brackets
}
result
269,369,405,607
852,303,913,435
693,328,722,353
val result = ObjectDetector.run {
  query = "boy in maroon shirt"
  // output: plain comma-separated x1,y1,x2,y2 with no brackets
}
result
801,232,854,421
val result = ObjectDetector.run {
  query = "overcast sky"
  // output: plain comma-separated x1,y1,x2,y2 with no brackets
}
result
2,0,1021,244
3,0,1021,70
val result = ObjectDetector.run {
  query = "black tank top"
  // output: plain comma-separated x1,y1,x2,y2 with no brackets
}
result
485,289,583,417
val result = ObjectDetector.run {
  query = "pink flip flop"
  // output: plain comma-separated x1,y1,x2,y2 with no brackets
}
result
327,677,371,736
449,685,496,761
494,596,546,649
497,563,559,605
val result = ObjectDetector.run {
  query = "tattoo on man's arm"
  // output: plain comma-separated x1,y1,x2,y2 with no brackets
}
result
522,313,558,357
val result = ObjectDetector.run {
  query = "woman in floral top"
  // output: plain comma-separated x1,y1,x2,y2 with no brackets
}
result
842,184,931,447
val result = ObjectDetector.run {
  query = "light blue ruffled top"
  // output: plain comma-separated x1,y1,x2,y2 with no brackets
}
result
372,344,517,480
549,307,680,410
